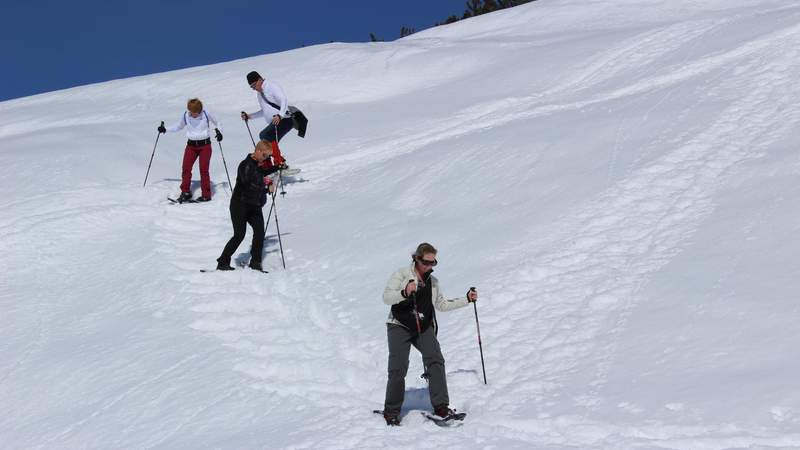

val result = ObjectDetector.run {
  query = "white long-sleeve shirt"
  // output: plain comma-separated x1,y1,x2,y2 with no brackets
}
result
248,80,289,123
166,110,222,140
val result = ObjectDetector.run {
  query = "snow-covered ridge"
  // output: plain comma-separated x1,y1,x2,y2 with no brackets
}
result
3,1,800,448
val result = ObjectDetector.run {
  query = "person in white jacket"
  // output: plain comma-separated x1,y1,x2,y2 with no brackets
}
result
381,242,479,426
240,71,293,168
158,98,222,202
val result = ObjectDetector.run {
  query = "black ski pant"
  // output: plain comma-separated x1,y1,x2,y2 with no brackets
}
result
383,324,449,416
218,199,264,266
259,118,294,142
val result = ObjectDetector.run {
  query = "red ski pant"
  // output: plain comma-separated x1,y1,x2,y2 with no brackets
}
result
180,143,212,198
259,120,293,165
270,140,285,166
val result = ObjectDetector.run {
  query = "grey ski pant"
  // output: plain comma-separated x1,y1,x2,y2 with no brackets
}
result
383,323,449,415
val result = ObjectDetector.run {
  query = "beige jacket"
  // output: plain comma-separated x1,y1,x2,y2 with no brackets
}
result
383,262,470,327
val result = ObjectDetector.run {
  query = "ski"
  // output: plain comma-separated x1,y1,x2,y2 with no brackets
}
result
372,409,465,427
267,168,301,181
280,168,301,176
420,411,466,427
200,268,268,274
168,197,197,204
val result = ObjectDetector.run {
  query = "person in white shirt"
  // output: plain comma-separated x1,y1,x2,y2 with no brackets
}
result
158,98,222,202
240,71,293,169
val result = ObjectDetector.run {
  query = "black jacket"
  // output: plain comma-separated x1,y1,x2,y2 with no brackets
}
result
391,269,435,334
232,156,267,206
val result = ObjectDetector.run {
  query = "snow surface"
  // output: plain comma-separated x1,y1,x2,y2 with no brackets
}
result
3,0,800,448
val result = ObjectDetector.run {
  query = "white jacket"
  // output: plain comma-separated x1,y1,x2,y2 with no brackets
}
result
383,262,470,327
248,80,289,123
166,110,222,140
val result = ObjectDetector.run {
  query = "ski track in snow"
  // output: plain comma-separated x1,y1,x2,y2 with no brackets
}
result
141,8,800,448
302,7,800,190
151,191,393,446
5,2,800,449
473,9,800,449
140,9,800,449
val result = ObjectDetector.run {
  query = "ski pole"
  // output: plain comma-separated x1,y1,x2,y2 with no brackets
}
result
264,192,275,232
264,181,279,235
262,184,275,258
143,122,163,187
410,283,422,334
470,287,487,385
270,189,286,269
417,277,430,380
243,113,257,147
215,136,233,194
275,126,286,197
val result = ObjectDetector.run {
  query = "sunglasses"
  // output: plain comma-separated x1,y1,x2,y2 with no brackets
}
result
417,258,437,267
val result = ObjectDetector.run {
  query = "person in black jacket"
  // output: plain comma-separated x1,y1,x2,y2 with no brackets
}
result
381,242,479,426
216,141,276,271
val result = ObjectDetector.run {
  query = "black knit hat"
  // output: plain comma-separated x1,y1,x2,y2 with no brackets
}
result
246,71,262,85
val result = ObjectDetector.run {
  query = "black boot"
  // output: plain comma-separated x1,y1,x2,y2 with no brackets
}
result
216,258,234,271
178,191,192,203
249,261,263,271
383,412,401,426
433,405,456,419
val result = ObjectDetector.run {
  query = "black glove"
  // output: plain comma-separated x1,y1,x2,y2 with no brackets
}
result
241,111,249,121
215,128,223,142
157,122,166,134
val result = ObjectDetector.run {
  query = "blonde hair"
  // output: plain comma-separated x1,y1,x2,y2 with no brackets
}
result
255,140,271,154
187,98,203,114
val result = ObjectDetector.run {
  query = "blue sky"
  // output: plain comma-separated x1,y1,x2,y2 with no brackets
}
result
1,0,466,101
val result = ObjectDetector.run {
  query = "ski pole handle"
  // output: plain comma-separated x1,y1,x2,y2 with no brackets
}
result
405,279,418,296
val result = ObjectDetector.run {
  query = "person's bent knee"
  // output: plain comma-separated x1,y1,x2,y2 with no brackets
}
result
259,130,274,141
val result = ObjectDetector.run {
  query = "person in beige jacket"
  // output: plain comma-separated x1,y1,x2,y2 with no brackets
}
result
381,242,478,426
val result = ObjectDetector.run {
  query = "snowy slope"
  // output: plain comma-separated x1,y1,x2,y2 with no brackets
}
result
3,0,800,448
